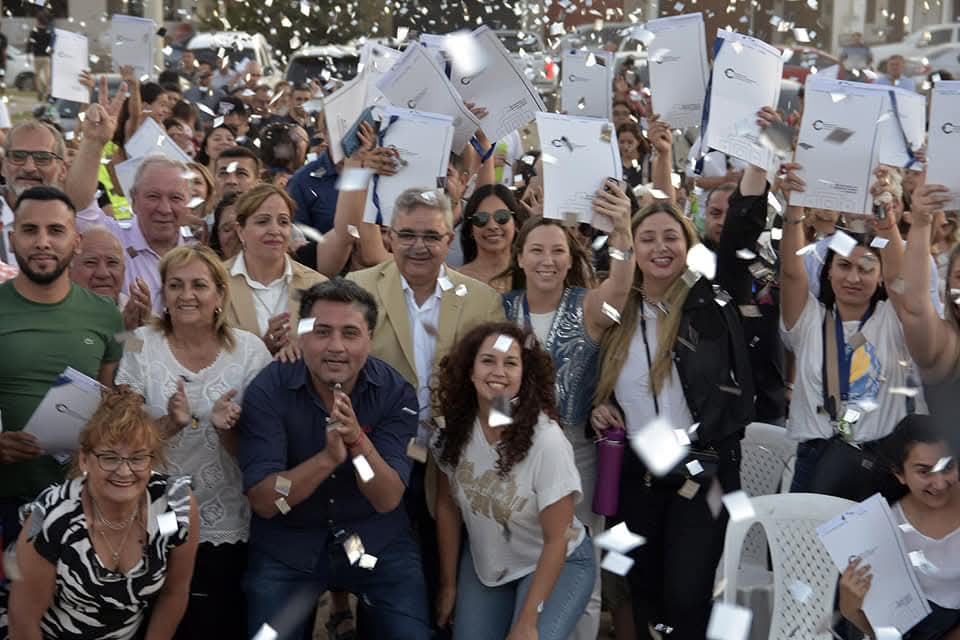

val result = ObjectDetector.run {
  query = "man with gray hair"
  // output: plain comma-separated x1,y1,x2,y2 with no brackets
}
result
347,187,504,626
0,120,68,266
74,154,193,314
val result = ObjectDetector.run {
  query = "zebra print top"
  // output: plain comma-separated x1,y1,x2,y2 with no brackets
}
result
0,473,191,640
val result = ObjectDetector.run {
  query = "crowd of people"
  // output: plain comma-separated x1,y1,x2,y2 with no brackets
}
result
0,13,958,640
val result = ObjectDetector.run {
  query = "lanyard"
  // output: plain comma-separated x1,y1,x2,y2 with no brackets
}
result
834,306,874,401
638,299,660,416
887,90,919,171
370,115,400,225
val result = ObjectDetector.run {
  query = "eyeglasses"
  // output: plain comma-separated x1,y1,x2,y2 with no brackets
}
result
470,210,513,227
92,452,154,473
8,150,63,167
390,229,449,247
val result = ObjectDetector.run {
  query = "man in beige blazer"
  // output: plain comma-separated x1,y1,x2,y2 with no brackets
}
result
347,187,504,624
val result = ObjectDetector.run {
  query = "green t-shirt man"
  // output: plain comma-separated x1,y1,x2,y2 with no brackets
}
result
0,281,123,502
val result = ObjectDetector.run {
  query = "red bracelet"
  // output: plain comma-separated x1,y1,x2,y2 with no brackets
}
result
344,432,365,450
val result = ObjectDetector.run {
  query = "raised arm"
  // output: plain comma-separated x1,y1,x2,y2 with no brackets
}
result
584,180,634,339
893,182,957,380
64,75,128,211
647,114,675,203
463,102,495,188
777,162,809,330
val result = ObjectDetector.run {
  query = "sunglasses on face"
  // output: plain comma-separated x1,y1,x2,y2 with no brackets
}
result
469,209,513,227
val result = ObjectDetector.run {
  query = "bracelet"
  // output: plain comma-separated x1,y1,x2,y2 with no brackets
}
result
783,214,806,225
344,431,365,450
875,223,894,231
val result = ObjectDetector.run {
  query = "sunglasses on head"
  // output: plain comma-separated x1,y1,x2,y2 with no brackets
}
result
470,209,512,227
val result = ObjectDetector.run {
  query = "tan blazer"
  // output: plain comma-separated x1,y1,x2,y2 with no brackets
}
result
348,261,505,517
223,254,327,338
347,260,505,387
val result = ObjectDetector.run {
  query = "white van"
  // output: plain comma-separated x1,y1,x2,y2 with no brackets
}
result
186,31,283,87
872,24,960,65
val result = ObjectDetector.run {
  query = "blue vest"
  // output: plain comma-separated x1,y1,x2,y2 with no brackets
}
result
503,287,600,439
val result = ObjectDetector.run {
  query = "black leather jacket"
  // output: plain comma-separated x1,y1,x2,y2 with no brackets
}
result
671,277,756,446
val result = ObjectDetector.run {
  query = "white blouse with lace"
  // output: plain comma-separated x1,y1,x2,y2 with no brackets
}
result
116,326,272,545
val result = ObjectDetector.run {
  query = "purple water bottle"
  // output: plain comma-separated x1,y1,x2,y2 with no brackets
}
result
592,427,626,516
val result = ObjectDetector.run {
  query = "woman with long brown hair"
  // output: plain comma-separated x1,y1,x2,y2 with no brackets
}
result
433,322,594,640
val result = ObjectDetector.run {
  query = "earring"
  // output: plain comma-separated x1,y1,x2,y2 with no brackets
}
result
215,306,222,316
163,306,170,316
82,470,88,480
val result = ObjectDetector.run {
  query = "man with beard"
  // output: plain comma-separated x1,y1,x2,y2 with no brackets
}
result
0,186,123,545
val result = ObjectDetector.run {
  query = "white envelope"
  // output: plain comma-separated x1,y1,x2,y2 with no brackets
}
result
363,108,454,227
817,494,932,635
790,78,885,215
111,15,156,81
375,44,481,154
51,29,89,104
561,49,613,120
442,26,545,143
646,13,709,130
536,113,622,230
323,77,367,165
125,117,192,164
24,367,105,454
926,81,960,210
703,30,783,172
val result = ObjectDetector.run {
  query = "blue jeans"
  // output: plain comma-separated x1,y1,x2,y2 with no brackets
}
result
790,439,827,493
452,536,595,640
243,531,431,640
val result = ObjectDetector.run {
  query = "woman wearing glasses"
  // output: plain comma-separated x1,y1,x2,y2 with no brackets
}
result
458,185,527,293
4,389,200,640
116,245,272,639
221,184,326,355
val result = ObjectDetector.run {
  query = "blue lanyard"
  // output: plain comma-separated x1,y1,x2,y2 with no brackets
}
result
470,135,496,162
694,37,726,176
887,90,919,170
370,115,400,225
834,306,874,401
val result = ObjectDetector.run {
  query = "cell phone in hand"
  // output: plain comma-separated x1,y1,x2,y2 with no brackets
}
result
341,106,378,159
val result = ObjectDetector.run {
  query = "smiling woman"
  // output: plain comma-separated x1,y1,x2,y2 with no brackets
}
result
115,245,273,639
458,185,526,293
3,389,200,640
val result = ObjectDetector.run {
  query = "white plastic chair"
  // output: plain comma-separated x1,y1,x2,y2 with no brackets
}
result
722,494,855,640
740,423,798,565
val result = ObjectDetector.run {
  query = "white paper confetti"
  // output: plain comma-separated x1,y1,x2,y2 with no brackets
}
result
686,244,717,280
274,496,291,515
909,550,938,574
347,224,361,239
295,224,324,243
407,437,428,463
629,417,688,476
593,522,646,554
874,629,903,640
870,237,890,249
706,601,753,640
600,550,635,576
493,335,515,353
721,490,756,522
455,284,469,297
179,225,194,239
674,428,691,446
358,553,378,570
931,456,953,473
353,455,375,483
274,476,292,497
252,623,279,640
735,249,757,260
787,580,813,603
888,386,919,398
686,459,704,476
827,230,857,258
297,317,316,335
344,534,365,565
157,511,179,537
602,301,622,323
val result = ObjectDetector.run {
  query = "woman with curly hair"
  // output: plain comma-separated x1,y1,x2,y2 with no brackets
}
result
433,322,594,640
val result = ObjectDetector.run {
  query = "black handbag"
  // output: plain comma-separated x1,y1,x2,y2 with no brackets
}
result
807,308,889,501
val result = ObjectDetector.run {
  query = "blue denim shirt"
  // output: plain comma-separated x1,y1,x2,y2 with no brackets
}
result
237,356,418,572
287,150,339,233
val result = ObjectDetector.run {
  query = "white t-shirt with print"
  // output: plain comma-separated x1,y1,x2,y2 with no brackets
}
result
781,293,926,443
438,413,585,587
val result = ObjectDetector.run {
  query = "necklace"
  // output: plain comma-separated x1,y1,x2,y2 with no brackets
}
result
91,494,138,530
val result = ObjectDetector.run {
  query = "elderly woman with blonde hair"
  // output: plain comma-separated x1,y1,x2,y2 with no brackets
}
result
116,244,272,639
